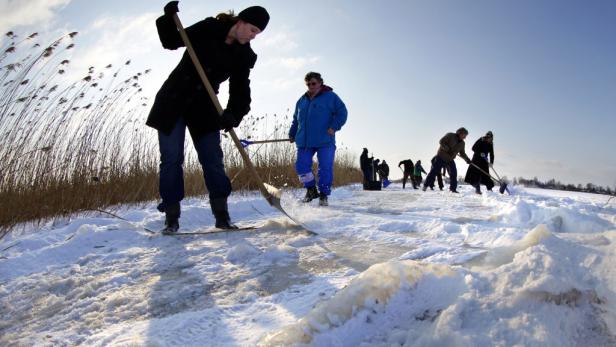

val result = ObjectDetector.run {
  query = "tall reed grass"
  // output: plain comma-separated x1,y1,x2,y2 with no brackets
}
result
0,32,361,238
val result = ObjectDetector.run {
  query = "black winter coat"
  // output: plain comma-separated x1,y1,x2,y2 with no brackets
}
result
378,163,390,177
471,137,494,164
146,15,257,136
360,151,373,171
398,160,414,173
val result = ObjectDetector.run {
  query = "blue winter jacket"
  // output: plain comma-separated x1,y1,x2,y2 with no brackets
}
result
288,85,348,148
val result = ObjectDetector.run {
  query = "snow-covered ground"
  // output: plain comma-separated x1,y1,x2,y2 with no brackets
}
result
1,184,615,346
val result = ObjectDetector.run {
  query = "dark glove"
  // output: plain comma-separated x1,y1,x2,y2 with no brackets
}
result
466,158,472,164
164,1,179,16
219,110,238,131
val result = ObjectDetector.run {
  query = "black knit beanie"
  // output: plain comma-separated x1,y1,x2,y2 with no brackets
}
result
238,6,270,31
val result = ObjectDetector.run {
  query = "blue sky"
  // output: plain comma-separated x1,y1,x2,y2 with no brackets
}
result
2,0,615,187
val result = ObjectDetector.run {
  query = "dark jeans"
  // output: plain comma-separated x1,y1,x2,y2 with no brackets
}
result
402,171,412,189
158,118,231,208
425,156,458,191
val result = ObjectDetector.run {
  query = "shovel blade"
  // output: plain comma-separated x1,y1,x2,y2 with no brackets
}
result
499,182,511,195
262,183,317,235
263,182,283,210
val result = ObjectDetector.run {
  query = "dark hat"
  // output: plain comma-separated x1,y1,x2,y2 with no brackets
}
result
238,6,270,31
486,131,493,138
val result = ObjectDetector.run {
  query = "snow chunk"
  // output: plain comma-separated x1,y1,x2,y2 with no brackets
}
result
259,260,456,346
226,242,261,264
262,245,298,264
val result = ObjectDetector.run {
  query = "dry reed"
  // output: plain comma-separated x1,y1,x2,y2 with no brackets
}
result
0,32,361,239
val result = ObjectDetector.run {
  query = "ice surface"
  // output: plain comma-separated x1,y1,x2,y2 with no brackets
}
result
1,184,615,346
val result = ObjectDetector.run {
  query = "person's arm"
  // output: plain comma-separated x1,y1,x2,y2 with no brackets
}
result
328,94,348,132
459,145,471,163
155,11,210,50
225,52,257,126
489,143,495,164
421,165,427,174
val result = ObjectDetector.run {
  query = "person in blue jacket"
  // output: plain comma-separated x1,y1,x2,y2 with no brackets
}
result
289,72,348,206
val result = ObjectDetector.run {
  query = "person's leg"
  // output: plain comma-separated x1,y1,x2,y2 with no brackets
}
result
484,169,495,191
316,144,336,196
402,173,407,189
192,130,235,228
437,173,444,190
296,147,318,201
424,160,443,191
448,161,458,192
158,118,186,230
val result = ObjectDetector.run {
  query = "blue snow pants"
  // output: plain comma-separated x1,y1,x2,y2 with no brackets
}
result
295,145,336,196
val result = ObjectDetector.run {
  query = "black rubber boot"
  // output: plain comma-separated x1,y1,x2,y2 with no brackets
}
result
318,192,329,206
211,197,238,229
302,186,319,203
162,202,180,234
474,184,482,195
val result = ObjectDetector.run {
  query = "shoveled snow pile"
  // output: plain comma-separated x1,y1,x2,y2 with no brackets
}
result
1,184,615,346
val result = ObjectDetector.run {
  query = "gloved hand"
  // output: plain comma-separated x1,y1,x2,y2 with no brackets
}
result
289,138,295,143
219,110,238,131
465,158,472,164
164,1,180,15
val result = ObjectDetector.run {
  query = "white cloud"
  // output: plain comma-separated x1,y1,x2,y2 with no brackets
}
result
259,31,298,51
0,0,71,34
66,12,173,96
261,56,321,71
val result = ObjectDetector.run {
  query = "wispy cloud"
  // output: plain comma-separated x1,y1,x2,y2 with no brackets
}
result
260,31,298,51
0,0,71,34
66,12,167,95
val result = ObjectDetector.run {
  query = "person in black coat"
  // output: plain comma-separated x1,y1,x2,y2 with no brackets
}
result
378,160,390,181
398,159,414,189
146,3,269,232
360,148,373,187
464,131,495,194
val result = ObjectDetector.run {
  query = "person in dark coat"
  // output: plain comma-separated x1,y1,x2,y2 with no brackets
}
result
378,160,390,181
360,148,373,188
412,160,427,188
398,159,414,189
423,127,472,193
464,131,495,194
146,3,270,232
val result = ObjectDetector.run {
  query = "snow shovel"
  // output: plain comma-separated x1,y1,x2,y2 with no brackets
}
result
170,11,299,224
240,138,291,148
489,165,512,195
469,162,510,195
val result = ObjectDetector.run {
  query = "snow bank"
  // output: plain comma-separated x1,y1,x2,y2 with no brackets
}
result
494,196,612,233
258,260,457,346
